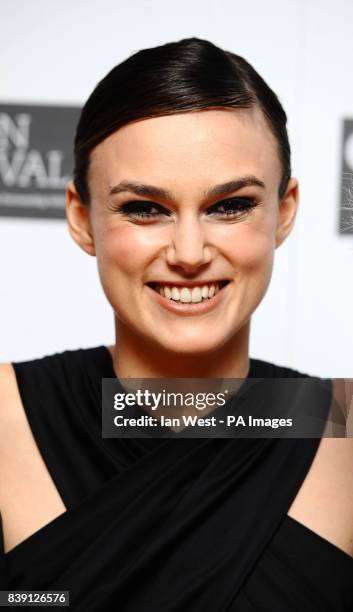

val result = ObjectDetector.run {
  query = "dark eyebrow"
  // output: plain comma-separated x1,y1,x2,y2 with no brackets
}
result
108,175,266,202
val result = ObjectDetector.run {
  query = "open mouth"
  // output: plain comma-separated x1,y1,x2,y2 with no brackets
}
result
147,280,230,304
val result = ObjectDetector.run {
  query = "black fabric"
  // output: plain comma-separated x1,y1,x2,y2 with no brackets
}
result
1,346,353,611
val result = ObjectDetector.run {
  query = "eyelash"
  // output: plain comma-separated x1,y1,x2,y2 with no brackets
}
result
110,197,260,221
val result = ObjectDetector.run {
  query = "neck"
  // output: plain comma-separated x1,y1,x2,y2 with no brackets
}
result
108,318,251,380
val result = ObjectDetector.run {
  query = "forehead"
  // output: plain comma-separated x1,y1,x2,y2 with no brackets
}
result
89,107,281,196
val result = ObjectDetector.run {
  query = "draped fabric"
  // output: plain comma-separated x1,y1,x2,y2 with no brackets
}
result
1,346,353,611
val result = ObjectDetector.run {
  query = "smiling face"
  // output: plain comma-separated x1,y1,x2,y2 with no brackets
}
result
67,107,298,361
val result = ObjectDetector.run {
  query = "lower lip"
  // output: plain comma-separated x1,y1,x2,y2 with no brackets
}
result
146,282,231,316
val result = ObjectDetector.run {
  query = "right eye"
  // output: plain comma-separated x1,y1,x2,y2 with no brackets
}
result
110,201,171,220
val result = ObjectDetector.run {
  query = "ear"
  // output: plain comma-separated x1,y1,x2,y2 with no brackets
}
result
66,180,96,256
275,177,299,249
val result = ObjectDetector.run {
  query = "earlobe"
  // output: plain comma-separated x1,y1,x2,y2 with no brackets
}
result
66,180,96,256
275,178,299,249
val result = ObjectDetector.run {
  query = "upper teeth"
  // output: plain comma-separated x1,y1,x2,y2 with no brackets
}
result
157,283,221,303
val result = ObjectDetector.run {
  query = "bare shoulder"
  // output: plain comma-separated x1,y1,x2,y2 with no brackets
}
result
0,364,22,507
309,377,353,488
0,363,26,462
0,361,36,479
0,363,67,551
0,362,17,391
296,437,353,503
313,437,353,479
0,362,22,425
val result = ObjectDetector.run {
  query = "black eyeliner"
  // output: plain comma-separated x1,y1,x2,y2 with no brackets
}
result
108,197,261,219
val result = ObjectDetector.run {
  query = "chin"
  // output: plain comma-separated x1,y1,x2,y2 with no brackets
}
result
155,334,227,357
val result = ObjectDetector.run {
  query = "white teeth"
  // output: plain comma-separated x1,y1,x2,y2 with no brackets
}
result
171,287,180,301
157,282,221,303
164,286,172,299
180,288,192,302
191,287,202,303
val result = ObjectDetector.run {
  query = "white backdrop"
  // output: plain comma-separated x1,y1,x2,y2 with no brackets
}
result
0,0,352,377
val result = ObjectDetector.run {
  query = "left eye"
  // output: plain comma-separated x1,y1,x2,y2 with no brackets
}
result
207,198,258,217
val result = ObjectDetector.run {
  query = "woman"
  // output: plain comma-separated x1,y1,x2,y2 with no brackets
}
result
1,37,352,610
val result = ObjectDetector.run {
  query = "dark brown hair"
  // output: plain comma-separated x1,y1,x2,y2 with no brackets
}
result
74,37,291,204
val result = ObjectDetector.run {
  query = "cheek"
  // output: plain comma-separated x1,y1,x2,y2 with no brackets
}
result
95,225,158,277
225,223,275,273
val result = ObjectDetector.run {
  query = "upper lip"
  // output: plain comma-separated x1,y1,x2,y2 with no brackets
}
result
147,279,230,288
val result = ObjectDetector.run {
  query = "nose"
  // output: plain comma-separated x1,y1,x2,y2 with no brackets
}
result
165,213,213,273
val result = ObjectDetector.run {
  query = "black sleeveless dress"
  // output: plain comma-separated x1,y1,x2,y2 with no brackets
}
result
1,346,353,611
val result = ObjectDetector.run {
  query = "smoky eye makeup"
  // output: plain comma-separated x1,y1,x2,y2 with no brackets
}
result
206,197,261,218
108,200,170,219
107,196,262,222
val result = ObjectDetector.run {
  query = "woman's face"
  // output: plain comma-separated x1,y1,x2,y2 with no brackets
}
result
70,108,298,355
